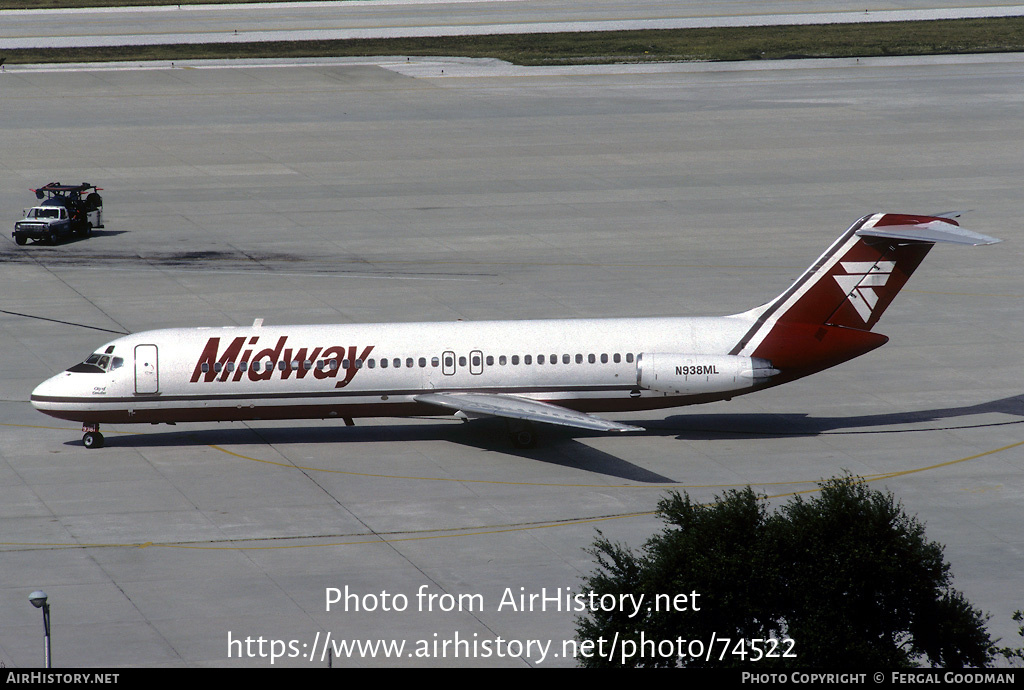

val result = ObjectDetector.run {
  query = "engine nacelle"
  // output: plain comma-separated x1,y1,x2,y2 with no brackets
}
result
636,353,778,395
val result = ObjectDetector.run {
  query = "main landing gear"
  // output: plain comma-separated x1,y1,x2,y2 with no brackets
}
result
506,419,537,449
82,424,104,449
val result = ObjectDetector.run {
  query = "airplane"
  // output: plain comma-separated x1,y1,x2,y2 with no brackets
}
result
30,212,1000,450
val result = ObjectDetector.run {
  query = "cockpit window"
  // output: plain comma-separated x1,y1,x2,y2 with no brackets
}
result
67,351,117,374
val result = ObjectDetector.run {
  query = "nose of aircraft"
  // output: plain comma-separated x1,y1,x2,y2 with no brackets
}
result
30,371,72,412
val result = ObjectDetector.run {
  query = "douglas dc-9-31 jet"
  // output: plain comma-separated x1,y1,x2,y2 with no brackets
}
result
31,213,999,449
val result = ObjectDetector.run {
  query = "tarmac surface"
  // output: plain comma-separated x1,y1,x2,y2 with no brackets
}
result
1,52,1022,667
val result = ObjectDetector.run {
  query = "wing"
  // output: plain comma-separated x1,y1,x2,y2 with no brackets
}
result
414,392,644,433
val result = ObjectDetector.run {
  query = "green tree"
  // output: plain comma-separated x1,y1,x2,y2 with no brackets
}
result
995,610,1024,666
577,487,782,667
576,475,993,668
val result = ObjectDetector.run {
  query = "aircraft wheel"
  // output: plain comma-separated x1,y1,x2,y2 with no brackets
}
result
508,425,537,449
83,431,104,449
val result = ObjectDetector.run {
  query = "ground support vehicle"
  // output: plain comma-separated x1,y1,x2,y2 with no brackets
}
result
13,182,103,245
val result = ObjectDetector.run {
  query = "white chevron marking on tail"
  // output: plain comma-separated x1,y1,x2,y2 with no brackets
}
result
834,261,896,322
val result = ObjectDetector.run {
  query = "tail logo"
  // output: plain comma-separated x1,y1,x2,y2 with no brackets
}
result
833,261,896,323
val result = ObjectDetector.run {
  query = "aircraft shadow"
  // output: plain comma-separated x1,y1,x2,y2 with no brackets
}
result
86,419,679,484
650,393,1024,440
454,422,679,483
67,394,1022,484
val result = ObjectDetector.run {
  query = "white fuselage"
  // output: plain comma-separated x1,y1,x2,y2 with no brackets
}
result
31,314,760,425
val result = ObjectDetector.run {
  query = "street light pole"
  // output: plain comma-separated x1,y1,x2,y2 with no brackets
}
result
29,591,51,668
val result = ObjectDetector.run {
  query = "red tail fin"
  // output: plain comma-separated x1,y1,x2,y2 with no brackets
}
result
731,213,997,377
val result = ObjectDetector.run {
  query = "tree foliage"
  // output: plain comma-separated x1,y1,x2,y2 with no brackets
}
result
995,610,1024,666
576,475,993,668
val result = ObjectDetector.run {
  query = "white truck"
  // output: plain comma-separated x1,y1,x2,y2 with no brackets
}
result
13,182,104,245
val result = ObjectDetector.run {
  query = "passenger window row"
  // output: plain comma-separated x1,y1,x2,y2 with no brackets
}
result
492,352,635,366
201,353,635,373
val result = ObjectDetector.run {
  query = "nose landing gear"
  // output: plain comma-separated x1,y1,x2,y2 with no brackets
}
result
82,424,104,449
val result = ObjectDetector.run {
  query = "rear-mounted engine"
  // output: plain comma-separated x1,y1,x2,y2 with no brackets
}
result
637,353,778,395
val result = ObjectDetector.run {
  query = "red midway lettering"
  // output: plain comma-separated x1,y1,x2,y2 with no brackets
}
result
336,345,375,388
190,336,373,386
249,336,287,381
190,336,246,383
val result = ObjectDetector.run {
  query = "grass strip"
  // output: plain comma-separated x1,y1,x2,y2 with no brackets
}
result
2,17,1024,66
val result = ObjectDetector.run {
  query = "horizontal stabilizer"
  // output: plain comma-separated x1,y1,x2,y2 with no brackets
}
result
414,392,644,433
858,220,1001,246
